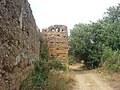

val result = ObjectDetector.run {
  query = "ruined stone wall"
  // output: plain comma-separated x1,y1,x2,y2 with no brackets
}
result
0,0,40,90
41,25,68,63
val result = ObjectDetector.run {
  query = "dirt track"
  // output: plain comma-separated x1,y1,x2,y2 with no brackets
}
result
70,65,114,90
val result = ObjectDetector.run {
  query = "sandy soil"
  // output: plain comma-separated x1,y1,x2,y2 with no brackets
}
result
69,65,115,90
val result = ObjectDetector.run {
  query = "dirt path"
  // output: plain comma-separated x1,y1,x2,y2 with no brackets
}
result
69,65,115,90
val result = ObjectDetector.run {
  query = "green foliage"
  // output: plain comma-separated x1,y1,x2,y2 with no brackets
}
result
48,58,67,71
69,4,120,70
39,39,49,59
32,59,49,88
102,48,120,72
20,39,67,90
20,58,67,90
32,58,67,89
69,23,102,69
68,55,78,65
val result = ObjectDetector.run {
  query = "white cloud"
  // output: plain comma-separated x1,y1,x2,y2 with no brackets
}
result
28,0,120,30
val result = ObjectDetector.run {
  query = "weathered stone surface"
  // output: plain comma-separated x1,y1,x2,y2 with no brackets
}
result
41,25,68,63
0,0,40,90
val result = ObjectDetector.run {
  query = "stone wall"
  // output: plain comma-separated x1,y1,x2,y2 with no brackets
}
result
0,0,40,90
41,25,68,63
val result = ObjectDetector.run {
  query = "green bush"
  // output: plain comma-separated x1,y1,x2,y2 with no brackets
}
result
20,57,67,90
68,56,77,65
48,58,67,71
20,38,68,90
102,47,120,72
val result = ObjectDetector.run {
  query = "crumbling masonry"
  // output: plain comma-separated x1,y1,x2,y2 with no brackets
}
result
0,0,39,90
41,25,68,63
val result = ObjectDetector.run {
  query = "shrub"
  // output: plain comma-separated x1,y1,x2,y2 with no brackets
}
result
20,57,68,90
20,37,71,90
68,56,77,65
48,58,67,71
44,71,75,90
102,47,120,72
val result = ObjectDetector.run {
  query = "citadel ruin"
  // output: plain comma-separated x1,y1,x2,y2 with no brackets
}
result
41,25,68,63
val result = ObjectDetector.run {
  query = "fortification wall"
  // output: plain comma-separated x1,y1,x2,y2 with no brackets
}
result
0,0,40,90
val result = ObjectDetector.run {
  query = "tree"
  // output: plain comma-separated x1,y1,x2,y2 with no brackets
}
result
69,4,120,69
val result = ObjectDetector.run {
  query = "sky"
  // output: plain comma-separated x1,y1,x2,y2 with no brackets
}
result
28,0,120,30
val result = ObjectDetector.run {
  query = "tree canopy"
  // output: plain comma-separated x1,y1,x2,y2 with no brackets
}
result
69,4,120,70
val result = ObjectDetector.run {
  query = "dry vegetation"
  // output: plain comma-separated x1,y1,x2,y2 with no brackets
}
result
92,68,120,90
106,72,120,90
44,71,75,90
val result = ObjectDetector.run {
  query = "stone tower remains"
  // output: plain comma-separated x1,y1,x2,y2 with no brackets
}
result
41,25,68,63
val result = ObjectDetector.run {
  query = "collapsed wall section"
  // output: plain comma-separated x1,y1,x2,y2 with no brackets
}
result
0,0,40,90
41,25,68,63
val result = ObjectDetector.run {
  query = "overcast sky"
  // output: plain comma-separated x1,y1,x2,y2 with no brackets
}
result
28,0,120,30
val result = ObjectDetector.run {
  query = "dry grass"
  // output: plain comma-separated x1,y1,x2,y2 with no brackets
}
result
44,71,75,90
92,68,120,90
104,72,120,90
